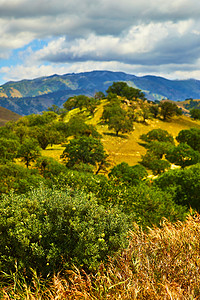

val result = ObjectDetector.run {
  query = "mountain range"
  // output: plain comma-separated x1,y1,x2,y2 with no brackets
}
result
0,70,200,115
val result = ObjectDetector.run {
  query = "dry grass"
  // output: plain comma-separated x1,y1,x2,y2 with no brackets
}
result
41,100,200,168
2,213,200,299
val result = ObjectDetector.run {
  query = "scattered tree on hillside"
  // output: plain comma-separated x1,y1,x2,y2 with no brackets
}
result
108,162,147,185
101,101,134,136
176,128,200,152
29,125,63,150
0,138,20,163
145,141,173,159
66,116,101,138
166,143,200,168
94,91,105,100
106,82,146,100
140,128,174,144
159,101,182,120
17,138,41,168
190,108,200,120
61,136,109,174
140,152,170,175
149,104,160,118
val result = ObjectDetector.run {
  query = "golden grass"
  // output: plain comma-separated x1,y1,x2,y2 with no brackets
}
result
2,213,200,299
43,102,200,167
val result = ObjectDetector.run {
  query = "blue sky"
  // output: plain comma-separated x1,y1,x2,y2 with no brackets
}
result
0,0,200,85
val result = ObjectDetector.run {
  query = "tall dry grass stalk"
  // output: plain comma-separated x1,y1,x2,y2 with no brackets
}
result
2,214,200,299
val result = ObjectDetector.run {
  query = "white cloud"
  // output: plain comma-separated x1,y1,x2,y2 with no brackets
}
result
0,0,200,82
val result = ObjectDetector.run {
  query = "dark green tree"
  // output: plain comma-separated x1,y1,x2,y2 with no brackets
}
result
159,101,182,120
85,97,99,116
150,104,160,118
67,116,101,138
140,151,170,175
0,138,20,163
63,95,89,111
176,128,200,152
145,141,174,159
101,102,133,136
108,162,147,185
29,125,63,150
94,91,105,100
106,82,146,100
154,163,200,211
190,108,200,120
35,156,66,178
140,128,174,144
17,138,41,168
61,136,109,174
166,143,200,168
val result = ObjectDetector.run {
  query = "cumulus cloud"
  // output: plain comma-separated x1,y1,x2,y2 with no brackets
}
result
0,0,200,82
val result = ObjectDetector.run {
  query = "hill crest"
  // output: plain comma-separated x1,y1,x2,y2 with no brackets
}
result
1,70,200,115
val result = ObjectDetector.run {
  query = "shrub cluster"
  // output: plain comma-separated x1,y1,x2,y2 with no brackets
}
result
0,186,129,277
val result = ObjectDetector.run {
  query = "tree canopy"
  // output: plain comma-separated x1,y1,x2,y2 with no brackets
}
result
106,82,146,100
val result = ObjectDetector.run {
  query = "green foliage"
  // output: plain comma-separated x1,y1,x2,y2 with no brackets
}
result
51,170,186,228
149,103,160,118
145,141,173,159
166,143,200,168
94,91,105,100
159,101,182,120
101,101,133,136
119,183,187,227
140,128,174,144
23,112,57,127
29,125,63,150
63,95,89,111
0,163,43,194
0,138,20,163
61,136,109,174
17,138,41,168
176,128,200,152
106,82,146,100
35,156,67,178
154,164,200,211
0,186,130,276
66,116,101,138
108,162,147,185
140,152,170,175
190,108,200,120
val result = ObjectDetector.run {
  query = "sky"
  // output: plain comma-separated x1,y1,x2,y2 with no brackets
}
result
0,0,200,85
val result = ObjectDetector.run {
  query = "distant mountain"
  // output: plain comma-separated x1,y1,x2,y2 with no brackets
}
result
0,106,21,126
1,70,200,115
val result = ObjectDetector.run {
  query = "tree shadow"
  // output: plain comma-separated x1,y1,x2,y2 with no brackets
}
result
103,132,129,139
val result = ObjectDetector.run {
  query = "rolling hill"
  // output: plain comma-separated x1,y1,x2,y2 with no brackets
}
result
0,106,21,126
1,70,200,115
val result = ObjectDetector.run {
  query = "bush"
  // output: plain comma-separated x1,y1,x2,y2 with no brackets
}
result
0,186,130,277
108,162,147,185
154,164,200,211
0,163,43,195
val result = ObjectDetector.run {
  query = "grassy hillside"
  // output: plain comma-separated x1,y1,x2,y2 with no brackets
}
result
0,106,21,126
43,102,200,168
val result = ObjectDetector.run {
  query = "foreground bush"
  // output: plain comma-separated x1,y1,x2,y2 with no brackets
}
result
2,214,200,299
0,186,129,277
154,163,200,211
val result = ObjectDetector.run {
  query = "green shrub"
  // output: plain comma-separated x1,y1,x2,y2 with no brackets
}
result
0,163,43,195
0,186,130,277
154,164,200,211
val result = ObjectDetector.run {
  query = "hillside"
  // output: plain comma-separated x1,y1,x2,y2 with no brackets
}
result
43,101,200,168
1,71,200,115
0,106,21,126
